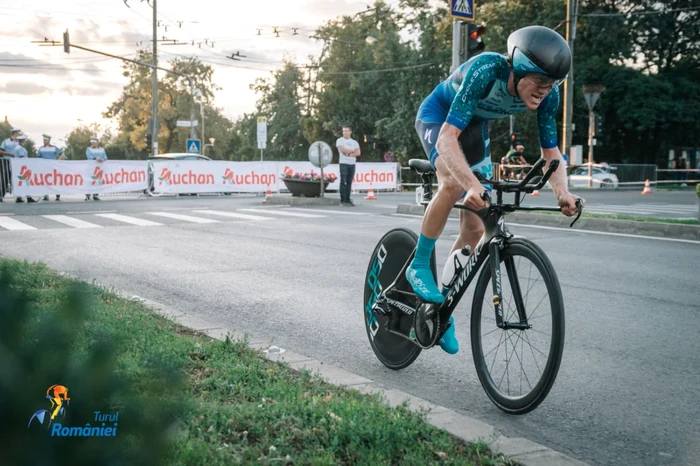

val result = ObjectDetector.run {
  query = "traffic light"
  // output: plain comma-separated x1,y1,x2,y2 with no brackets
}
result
595,113,603,136
467,23,486,55
145,133,152,152
63,29,70,54
509,132,520,147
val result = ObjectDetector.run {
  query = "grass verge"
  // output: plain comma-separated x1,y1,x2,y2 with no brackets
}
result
0,258,515,466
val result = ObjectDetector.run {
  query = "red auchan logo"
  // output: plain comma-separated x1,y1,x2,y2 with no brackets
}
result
159,167,215,185
221,169,275,186
90,166,145,186
354,170,395,183
18,165,84,187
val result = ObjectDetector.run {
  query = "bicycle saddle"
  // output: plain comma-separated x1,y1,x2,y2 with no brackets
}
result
408,159,434,174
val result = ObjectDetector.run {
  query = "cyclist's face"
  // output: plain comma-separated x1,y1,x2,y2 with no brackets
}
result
518,73,555,110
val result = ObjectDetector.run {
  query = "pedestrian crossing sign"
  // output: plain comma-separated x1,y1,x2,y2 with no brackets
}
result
451,0,475,21
186,139,201,154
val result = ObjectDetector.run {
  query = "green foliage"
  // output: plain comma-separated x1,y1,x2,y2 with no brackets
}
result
64,123,113,160
0,262,184,465
696,183,700,197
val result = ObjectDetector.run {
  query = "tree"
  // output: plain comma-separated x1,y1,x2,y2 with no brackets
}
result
64,123,113,160
104,52,232,155
250,62,309,161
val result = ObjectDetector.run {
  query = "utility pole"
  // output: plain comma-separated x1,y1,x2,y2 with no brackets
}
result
151,0,158,156
561,0,577,157
451,19,463,72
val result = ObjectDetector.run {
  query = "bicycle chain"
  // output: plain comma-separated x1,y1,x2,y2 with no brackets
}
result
374,296,441,350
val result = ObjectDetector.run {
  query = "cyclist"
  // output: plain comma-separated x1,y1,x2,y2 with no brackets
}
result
503,144,528,180
408,25,585,354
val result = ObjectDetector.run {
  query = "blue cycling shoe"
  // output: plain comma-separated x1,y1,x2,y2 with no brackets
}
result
405,264,444,304
439,316,459,354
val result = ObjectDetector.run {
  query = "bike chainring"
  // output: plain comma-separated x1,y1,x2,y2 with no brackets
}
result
411,301,440,349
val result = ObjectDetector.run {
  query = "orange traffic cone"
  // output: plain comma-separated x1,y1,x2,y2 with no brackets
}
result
530,189,540,196
262,189,272,203
641,179,652,195
365,185,377,200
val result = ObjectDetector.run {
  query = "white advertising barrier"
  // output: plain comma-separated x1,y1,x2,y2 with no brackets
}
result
151,160,278,194
278,161,398,191
151,160,399,193
11,159,148,196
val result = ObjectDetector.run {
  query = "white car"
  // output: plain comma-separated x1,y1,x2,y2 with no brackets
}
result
568,165,619,189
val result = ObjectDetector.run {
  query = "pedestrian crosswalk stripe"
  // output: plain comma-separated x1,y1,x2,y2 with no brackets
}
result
286,208,365,216
95,213,163,226
0,216,37,231
239,208,324,218
192,210,271,221
145,212,220,224
43,215,102,229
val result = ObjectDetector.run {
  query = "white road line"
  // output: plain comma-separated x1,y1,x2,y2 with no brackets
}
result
239,208,324,218
145,212,220,224
286,207,366,215
43,215,102,229
95,213,163,226
192,210,271,221
393,213,700,244
66,210,117,215
0,216,37,231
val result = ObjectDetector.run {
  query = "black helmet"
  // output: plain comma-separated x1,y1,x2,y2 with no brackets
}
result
507,25,571,81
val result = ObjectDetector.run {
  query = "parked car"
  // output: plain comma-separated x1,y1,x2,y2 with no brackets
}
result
568,164,619,189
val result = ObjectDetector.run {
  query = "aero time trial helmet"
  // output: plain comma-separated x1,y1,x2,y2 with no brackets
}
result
507,25,571,82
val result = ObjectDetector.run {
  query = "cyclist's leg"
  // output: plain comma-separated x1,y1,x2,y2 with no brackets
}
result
438,121,492,354
406,118,466,304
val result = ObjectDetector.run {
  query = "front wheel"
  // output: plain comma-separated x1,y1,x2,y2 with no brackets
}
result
470,238,565,414
363,227,437,370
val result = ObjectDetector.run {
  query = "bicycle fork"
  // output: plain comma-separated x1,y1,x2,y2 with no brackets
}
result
489,239,531,330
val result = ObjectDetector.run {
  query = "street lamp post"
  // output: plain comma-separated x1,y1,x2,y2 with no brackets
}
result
582,84,605,188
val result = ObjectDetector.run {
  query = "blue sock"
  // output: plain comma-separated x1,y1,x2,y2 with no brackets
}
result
406,234,444,303
413,234,436,268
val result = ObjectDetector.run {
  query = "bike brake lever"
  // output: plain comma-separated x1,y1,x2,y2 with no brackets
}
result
569,198,583,228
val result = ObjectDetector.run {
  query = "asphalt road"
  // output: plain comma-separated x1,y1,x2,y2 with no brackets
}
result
0,193,698,466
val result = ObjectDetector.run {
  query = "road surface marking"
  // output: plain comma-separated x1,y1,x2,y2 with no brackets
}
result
146,212,220,224
239,208,324,218
95,213,163,226
192,210,271,221
0,216,37,231
43,215,102,229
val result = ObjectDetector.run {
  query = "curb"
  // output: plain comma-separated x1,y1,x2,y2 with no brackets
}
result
266,194,341,206
112,291,590,466
396,204,700,241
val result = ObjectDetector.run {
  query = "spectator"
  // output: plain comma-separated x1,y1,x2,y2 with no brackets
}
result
37,134,65,201
0,127,22,202
85,137,107,201
13,135,37,203
336,125,361,207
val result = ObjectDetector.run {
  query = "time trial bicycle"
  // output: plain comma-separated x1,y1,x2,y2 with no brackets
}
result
363,157,583,414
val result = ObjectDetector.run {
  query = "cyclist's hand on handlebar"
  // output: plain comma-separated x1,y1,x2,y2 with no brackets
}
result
464,185,489,211
558,191,584,216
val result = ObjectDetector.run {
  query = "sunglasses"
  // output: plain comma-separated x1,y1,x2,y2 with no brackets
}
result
524,73,560,90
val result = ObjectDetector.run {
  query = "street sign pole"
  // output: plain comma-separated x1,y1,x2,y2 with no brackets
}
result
450,0,475,72
318,144,325,198
582,84,605,188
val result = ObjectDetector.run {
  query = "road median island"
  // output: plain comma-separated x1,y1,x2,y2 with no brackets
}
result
0,257,516,466
396,205,700,241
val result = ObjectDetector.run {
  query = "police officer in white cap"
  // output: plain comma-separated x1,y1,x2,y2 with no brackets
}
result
37,134,65,201
85,136,107,201
0,127,22,201
14,135,37,203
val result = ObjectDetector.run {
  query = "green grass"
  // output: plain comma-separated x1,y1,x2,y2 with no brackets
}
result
0,258,515,466
525,210,699,225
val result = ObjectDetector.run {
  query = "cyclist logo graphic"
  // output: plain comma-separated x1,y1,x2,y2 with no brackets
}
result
28,385,70,429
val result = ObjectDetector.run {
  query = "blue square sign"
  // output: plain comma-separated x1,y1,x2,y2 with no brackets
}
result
451,0,475,21
186,139,201,154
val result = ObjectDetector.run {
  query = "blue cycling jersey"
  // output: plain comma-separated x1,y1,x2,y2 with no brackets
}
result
417,52,560,149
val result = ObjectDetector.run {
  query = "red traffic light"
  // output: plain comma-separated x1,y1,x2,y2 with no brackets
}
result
469,25,486,40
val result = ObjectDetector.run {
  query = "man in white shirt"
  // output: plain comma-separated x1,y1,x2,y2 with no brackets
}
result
335,126,360,206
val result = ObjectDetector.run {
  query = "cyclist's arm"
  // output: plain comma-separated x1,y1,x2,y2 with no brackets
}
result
536,88,569,197
436,124,482,191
